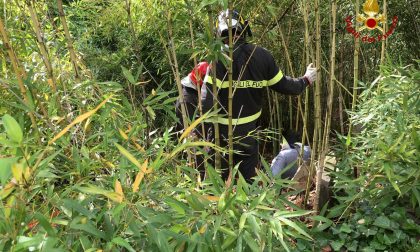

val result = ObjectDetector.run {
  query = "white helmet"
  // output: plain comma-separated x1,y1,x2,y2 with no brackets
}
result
216,9,246,37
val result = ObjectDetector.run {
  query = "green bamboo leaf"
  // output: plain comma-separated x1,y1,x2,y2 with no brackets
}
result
112,237,136,252
222,235,237,250
243,231,260,251
274,210,312,218
239,212,248,231
146,106,156,120
0,157,18,184
165,197,188,215
247,214,261,240
310,215,334,231
114,143,142,169
2,114,23,144
278,217,312,240
70,223,107,240
217,190,227,212
384,162,402,195
218,226,237,237
250,191,267,210
270,220,286,249
34,213,57,237
76,185,122,203
122,66,136,84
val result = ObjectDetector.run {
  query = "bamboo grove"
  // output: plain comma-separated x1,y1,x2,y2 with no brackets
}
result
0,0,416,208
0,0,419,250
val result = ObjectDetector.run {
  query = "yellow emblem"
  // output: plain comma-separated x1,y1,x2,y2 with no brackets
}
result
356,0,386,32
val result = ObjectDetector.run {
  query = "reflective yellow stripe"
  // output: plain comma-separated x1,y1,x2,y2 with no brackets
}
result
206,77,267,89
205,76,228,88
267,70,284,86
218,110,262,125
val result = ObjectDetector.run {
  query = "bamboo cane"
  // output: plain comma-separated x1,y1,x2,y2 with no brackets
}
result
277,26,294,131
301,0,311,208
164,13,192,167
348,0,360,179
380,0,387,65
27,0,61,115
167,13,189,131
322,0,336,152
338,35,345,135
57,0,80,81
266,89,277,155
0,17,38,131
27,0,55,92
312,0,323,213
124,0,150,148
227,2,234,174
187,6,206,140
208,8,221,171
316,0,336,213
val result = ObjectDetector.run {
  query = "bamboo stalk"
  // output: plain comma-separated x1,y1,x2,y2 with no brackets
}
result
27,0,60,115
278,26,300,131
317,1,336,212
227,3,234,174
380,0,387,65
166,13,189,131
312,0,323,213
302,0,314,209
0,16,38,131
187,6,206,140
266,89,277,155
348,0,360,179
57,0,80,81
275,93,282,146
208,8,221,171
166,11,193,167
322,0,336,151
338,34,345,135
124,0,150,148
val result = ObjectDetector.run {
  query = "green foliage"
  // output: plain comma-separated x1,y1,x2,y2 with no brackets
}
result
328,205,419,251
0,109,312,251
1,0,419,251
321,63,420,251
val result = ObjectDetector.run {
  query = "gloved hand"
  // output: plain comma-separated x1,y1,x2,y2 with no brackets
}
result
303,63,317,85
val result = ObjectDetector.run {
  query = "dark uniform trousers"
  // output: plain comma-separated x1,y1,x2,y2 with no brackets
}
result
216,123,259,182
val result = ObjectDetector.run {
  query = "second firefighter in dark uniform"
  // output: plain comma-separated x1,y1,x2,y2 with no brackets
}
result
202,10,317,182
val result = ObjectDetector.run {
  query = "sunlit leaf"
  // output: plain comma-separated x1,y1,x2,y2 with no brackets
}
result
49,96,112,144
132,159,148,192
114,143,142,169
115,179,124,203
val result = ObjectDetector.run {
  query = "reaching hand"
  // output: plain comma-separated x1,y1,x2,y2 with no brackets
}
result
304,63,317,85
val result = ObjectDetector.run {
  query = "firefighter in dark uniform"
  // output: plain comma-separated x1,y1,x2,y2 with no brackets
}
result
202,10,317,182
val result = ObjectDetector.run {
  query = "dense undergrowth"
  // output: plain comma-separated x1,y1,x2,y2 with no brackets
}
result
1,0,420,251
1,62,419,251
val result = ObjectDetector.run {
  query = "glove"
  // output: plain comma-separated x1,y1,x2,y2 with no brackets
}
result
303,63,317,85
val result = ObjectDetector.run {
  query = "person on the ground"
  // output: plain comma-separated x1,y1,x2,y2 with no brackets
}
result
202,9,317,182
271,130,311,179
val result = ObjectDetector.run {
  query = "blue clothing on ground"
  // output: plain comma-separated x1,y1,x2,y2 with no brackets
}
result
271,143,311,179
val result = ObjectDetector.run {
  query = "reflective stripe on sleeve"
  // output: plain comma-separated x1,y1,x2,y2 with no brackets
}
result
217,110,262,125
206,77,267,89
267,70,284,86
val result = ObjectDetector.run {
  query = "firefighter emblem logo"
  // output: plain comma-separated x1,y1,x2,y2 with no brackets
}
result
345,0,398,43
356,0,385,32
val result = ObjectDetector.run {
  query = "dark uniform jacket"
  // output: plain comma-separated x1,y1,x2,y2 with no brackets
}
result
203,42,309,128
201,41,309,181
